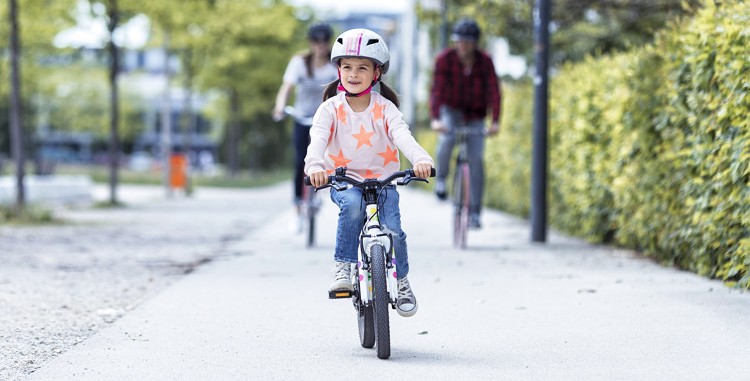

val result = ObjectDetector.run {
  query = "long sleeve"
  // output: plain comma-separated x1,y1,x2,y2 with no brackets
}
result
484,57,502,123
385,103,433,167
304,101,334,176
430,52,449,120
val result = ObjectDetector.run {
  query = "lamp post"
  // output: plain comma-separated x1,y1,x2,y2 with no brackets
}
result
531,0,550,242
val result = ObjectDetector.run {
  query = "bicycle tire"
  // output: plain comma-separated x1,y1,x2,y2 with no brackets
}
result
370,243,391,359
306,188,316,248
453,162,470,249
354,268,375,348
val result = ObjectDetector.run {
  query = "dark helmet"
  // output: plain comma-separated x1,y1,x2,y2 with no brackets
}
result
308,23,333,42
451,18,480,42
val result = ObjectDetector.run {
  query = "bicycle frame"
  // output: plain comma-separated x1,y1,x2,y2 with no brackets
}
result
358,199,397,306
451,127,483,248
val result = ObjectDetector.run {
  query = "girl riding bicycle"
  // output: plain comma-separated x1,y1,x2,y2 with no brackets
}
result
305,28,433,317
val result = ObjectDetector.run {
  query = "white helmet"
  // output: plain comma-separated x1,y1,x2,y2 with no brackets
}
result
330,28,390,75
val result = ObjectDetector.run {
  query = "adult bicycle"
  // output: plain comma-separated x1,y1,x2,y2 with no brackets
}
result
275,106,319,247
306,166,435,359
451,127,484,249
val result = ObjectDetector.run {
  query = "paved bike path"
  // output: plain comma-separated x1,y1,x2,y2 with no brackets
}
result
30,185,750,380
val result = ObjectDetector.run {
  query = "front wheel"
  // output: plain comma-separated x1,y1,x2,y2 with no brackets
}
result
453,162,470,249
304,186,317,248
371,243,391,359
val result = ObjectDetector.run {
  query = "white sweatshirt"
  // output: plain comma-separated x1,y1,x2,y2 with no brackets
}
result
304,92,434,181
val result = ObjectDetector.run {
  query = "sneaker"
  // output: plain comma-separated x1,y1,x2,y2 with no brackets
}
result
396,277,418,317
328,262,353,292
435,179,447,201
469,213,481,229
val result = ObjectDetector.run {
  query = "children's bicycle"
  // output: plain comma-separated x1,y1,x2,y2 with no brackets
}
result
306,166,434,359
451,127,484,249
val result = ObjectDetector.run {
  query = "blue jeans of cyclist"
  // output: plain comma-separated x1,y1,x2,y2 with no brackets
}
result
435,107,485,216
330,186,410,279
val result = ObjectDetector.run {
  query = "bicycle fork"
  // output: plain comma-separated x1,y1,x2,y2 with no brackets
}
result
355,203,397,306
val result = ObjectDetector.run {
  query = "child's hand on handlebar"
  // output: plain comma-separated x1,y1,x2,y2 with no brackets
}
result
413,162,433,179
309,170,328,188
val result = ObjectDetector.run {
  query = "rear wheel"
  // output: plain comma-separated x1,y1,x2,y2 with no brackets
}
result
354,266,375,348
371,243,391,359
453,162,470,249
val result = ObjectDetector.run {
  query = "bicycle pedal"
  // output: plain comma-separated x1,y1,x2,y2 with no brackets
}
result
328,290,353,299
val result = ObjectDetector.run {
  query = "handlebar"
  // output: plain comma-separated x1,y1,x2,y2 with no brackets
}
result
273,105,313,125
304,167,436,191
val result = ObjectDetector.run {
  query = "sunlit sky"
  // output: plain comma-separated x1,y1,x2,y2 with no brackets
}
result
285,0,408,14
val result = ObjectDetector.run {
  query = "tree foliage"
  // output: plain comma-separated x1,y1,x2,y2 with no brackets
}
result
418,0,703,65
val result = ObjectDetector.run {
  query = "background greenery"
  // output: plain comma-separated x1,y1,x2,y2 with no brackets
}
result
420,0,749,287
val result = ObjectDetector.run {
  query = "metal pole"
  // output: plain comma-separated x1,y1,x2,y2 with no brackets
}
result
161,31,173,197
438,0,448,50
531,0,550,242
8,0,25,211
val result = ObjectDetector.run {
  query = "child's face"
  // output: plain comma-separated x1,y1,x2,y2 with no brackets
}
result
338,57,380,94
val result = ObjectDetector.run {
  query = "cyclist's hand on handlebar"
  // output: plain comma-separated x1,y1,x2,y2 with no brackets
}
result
486,122,500,137
271,105,284,122
413,161,433,179
309,170,328,188
430,119,448,133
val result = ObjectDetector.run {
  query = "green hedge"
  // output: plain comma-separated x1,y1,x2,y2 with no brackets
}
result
420,0,749,287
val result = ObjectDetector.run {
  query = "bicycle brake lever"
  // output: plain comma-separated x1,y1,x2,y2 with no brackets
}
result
331,182,349,191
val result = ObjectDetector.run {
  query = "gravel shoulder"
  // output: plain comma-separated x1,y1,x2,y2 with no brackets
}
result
0,184,287,380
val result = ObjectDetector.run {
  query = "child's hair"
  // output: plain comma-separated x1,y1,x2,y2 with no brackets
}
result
322,76,400,108
302,49,332,78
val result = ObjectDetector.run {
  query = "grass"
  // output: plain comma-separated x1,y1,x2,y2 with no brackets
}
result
0,204,61,225
55,164,291,189
1,164,290,224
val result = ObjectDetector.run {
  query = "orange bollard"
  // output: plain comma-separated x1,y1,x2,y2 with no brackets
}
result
170,154,187,190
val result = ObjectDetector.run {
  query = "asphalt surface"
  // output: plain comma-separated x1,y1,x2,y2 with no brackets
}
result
19,183,750,380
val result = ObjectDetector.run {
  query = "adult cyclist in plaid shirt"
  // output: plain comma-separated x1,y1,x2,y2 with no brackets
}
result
430,18,502,229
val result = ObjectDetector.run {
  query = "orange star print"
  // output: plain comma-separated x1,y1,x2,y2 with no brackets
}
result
371,102,384,120
378,146,399,166
363,169,381,179
329,150,352,168
352,124,375,149
336,104,347,125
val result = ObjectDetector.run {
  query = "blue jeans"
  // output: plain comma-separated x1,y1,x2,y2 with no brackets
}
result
435,106,486,216
292,122,311,204
329,186,410,279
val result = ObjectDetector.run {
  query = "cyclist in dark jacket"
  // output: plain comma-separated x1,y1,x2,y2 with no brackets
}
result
430,18,502,229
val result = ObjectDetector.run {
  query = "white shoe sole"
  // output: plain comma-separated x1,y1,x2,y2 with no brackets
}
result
396,301,418,317
328,282,353,293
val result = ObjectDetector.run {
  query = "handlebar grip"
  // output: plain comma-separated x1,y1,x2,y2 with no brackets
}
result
304,176,312,186
430,168,436,177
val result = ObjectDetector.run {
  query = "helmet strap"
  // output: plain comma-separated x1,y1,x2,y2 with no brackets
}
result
337,71,379,98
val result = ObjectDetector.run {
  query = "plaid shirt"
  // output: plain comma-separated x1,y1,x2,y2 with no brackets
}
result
430,48,502,123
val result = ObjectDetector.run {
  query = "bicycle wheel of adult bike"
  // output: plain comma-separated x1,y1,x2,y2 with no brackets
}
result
353,269,375,348
453,163,470,249
305,186,316,248
370,243,391,359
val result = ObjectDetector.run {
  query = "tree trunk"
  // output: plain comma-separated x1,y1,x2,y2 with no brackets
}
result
182,48,194,192
161,31,172,197
106,0,120,205
8,0,25,211
228,88,240,178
